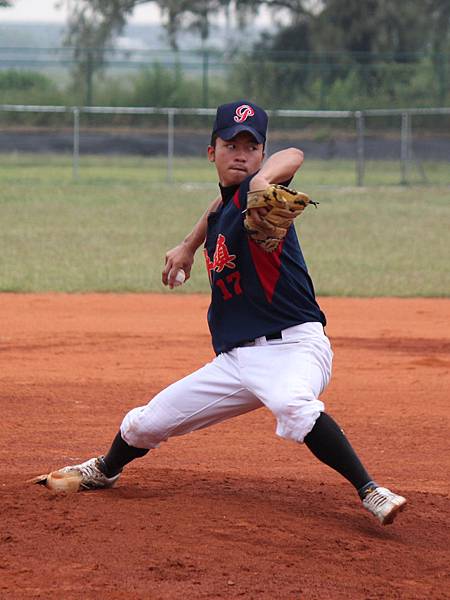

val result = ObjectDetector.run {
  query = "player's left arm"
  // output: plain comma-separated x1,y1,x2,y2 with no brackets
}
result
249,147,304,192
247,148,304,227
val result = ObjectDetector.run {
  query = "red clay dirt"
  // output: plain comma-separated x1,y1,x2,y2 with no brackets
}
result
1,294,449,600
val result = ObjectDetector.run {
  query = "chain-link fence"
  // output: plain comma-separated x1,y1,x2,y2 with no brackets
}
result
0,104,449,186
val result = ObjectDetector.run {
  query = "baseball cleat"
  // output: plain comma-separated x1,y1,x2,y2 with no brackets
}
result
362,486,407,525
56,456,120,490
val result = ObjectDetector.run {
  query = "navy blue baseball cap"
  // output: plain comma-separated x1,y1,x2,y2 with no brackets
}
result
211,100,268,144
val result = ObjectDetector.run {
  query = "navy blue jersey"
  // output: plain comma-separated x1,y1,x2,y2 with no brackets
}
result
204,174,326,354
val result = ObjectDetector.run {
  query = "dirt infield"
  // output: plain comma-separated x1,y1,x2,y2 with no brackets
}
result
1,294,449,600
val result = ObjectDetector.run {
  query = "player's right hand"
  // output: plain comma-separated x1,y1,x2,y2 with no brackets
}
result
162,242,195,288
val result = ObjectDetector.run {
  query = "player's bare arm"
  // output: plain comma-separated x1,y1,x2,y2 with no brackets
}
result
247,148,304,227
162,196,222,288
250,147,304,192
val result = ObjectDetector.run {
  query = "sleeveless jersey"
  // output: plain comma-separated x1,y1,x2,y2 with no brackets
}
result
204,174,326,354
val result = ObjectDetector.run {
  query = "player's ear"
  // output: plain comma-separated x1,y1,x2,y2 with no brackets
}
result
207,145,215,162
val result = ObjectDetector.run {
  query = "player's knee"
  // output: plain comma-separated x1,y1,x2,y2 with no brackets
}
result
270,391,324,443
120,405,170,449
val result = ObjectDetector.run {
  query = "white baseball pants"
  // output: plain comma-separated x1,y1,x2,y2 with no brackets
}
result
120,322,333,448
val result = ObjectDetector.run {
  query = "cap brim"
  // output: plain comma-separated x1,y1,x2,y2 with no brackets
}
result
216,124,265,144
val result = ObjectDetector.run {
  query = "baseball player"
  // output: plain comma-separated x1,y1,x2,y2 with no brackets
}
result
45,100,406,525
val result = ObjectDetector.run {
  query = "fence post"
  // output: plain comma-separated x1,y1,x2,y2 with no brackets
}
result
355,111,365,186
319,54,326,109
202,50,209,108
85,50,94,107
437,52,448,106
73,107,80,181
400,111,410,184
167,109,175,183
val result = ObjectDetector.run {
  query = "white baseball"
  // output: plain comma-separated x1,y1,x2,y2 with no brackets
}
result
172,269,186,287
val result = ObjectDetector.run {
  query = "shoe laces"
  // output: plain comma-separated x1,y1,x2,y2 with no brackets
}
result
79,459,103,480
366,488,392,509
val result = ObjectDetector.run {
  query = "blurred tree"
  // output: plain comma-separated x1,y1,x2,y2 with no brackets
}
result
60,0,449,106
251,0,449,103
0,1,13,6
61,0,449,57
315,0,429,57
61,1,258,52
426,0,450,103
60,0,259,105
61,1,134,105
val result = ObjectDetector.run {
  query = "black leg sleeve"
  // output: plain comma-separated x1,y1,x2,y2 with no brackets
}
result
100,431,149,477
304,412,375,495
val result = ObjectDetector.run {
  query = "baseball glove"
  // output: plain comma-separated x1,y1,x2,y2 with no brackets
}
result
244,184,317,252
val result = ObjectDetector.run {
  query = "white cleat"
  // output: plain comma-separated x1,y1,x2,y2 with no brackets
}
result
362,486,407,525
57,456,120,490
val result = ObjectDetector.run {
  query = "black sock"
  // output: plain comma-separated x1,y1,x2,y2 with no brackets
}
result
304,412,377,497
100,431,149,478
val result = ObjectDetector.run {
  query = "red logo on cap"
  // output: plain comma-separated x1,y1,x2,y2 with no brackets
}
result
234,104,255,123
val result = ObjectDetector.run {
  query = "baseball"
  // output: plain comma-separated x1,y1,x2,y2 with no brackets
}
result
45,470,82,493
171,268,186,287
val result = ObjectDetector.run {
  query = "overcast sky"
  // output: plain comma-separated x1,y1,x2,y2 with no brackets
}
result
1,0,161,23
1,0,275,26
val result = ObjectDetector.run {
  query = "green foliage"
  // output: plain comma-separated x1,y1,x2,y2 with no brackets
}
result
0,50,447,115
56,0,450,108
91,63,226,115
90,75,134,107
63,1,136,104
3,1,443,110
0,70,30,91
131,63,200,107
0,69,57,93
315,0,428,56
227,51,449,110
242,0,450,107
0,70,65,105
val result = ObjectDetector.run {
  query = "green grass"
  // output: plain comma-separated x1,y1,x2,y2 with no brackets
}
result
299,186,450,296
2,153,449,187
1,154,449,296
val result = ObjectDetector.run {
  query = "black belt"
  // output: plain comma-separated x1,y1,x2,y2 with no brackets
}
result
236,330,282,347
266,331,283,340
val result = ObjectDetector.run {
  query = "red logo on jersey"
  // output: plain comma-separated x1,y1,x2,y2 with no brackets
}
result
204,234,236,278
233,104,255,123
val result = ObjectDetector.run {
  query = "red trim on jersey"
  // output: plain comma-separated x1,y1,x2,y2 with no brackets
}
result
233,190,240,209
248,238,284,303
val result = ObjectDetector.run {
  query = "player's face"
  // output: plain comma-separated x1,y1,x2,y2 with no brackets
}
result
208,132,264,186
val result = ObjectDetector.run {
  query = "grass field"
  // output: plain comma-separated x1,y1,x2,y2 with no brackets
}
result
1,154,449,296
2,152,450,187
